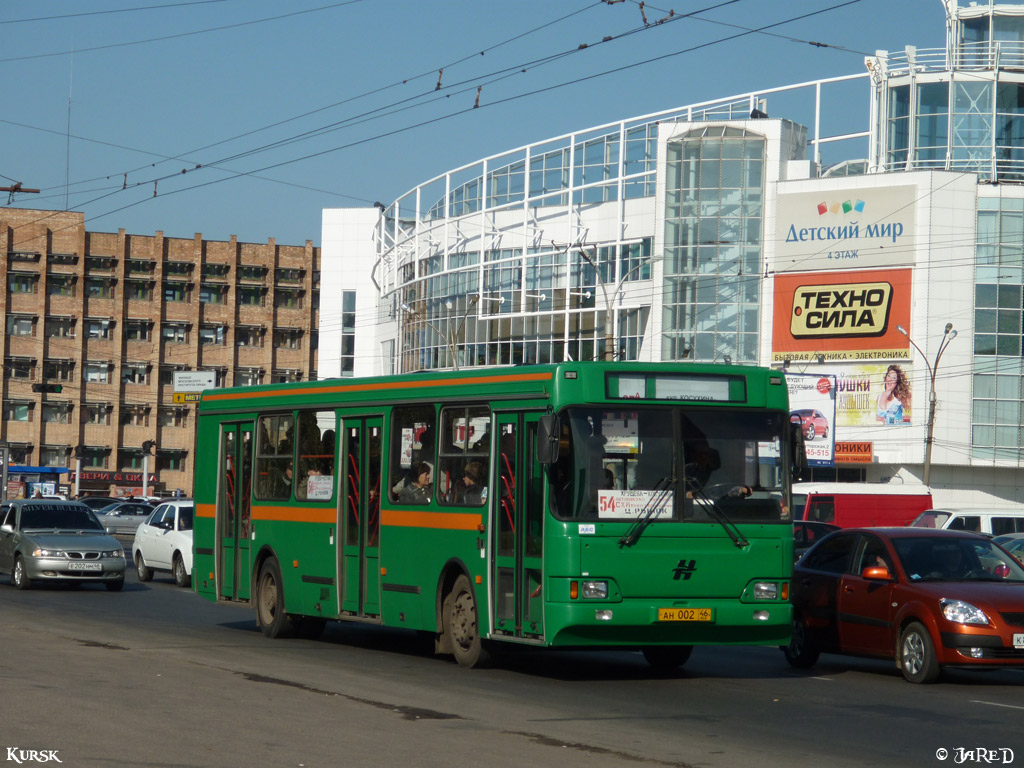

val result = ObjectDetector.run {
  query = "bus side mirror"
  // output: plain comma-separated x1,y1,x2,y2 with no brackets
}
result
537,414,560,465
790,421,807,480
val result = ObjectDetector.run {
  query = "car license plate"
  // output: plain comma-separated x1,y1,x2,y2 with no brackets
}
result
1014,634,1024,649
658,607,713,622
68,562,102,572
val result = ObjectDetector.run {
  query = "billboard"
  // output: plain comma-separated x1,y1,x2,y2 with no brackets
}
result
787,373,837,467
835,362,914,427
772,268,912,363
775,184,917,273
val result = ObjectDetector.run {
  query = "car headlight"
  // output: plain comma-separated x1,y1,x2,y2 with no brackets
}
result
940,598,990,626
581,580,609,599
102,550,123,558
31,548,65,557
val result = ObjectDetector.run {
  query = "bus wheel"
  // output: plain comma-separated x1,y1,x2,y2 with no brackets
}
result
444,574,492,668
642,645,693,673
256,558,294,638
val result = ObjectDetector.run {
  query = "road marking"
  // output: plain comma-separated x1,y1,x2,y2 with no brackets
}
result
971,700,1024,711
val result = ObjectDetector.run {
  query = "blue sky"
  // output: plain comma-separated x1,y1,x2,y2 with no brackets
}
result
1,0,942,247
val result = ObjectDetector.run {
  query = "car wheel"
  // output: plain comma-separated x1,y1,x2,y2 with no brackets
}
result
822,425,829,439
444,574,492,668
173,553,191,588
12,555,32,590
135,552,153,582
784,616,820,668
106,577,125,592
256,558,295,639
899,622,940,683
642,645,693,673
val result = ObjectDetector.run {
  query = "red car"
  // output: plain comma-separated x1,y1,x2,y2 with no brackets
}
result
790,409,829,440
784,527,1024,683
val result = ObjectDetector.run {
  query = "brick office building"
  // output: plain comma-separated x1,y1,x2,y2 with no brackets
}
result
0,208,320,497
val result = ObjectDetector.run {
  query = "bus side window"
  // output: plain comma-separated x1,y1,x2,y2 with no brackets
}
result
295,409,335,501
389,405,436,504
438,405,490,506
255,413,294,501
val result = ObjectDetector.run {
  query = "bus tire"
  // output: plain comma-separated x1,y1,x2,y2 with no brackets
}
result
642,645,693,673
444,574,492,668
256,558,294,638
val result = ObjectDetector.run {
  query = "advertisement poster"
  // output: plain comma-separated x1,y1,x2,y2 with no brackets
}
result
787,373,837,467
772,268,913,362
835,362,914,427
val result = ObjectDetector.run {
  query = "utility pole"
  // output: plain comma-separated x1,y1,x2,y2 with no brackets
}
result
1,182,41,204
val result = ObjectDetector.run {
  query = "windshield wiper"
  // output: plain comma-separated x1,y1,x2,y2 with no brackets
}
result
618,477,674,548
691,485,750,549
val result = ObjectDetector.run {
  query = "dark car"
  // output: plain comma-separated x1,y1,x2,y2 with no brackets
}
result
790,409,829,441
0,499,126,591
784,527,1024,683
77,497,122,512
793,520,840,561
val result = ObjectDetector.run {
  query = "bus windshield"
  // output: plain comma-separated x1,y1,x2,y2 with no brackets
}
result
550,407,789,524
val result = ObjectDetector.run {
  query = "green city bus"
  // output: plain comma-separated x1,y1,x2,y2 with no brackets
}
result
192,362,800,669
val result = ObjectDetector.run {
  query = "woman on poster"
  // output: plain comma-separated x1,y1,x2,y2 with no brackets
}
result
876,364,911,425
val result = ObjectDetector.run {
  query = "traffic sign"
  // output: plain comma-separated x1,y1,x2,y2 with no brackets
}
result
172,392,202,403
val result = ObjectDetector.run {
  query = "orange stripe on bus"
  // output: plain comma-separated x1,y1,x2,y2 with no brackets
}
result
382,509,482,531
251,506,336,524
202,371,553,403
196,503,215,518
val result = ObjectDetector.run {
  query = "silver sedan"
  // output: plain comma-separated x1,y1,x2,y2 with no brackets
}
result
96,502,155,535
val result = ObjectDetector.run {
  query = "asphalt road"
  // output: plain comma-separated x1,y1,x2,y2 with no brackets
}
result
0,556,1021,768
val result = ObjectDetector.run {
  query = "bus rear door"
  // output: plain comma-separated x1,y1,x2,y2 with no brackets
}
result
218,422,253,601
339,417,383,618
492,413,544,639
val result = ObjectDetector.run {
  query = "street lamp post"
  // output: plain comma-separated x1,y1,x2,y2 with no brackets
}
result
896,322,957,487
401,295,479,371
575,245,656,362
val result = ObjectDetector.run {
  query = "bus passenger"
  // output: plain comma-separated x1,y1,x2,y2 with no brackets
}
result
462,461,487,505
399,462,432,505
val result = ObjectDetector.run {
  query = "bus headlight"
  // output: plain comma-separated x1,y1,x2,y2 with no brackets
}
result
581,580,609,599
753,582,778,600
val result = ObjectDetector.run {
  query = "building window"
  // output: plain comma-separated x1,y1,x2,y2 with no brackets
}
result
7,444,31,463
41,403,72,424
85,256,116,272
271,370,302,383
235,369,262,387
85,318,114,339
118,450,145,470
158,407,189,428
238,287,265,306
85,277,115,298
201,263,230,280
85,403,112,426
48,252,77,265
45,317,76,338
236,326,264,347
275,267,305,284
122,406,150,427
163,282,189,303
123,363,149,385
164,261,192,276
46,274,74,296
273,328,303,349
81,446,109,469
274,288,304,309
6,315,36,336
199,325,227,346
125,280,154,301
4,401,32,422
125,319,152,342
341,291,356,376
84,362,111,384
5,358,34,379
9,273,39,294
161,324,189,344
238,265,267,282
159,366,187,386
126,259,156,275
42,359,75,381
199,284,228,304
40,445,70,466
156,451,187,472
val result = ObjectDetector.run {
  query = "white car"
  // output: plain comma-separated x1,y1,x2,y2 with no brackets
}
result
131,500,194,588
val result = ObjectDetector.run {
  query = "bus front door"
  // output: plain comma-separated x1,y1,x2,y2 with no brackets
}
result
339,417,383,618
492,413,544,639
218,422,253,601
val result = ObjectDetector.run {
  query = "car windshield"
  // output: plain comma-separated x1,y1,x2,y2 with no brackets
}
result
910,511,950,528
892,536,1024,582
19,504,104,532
549,406,789,524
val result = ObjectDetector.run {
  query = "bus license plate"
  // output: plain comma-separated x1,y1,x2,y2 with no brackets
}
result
68,562,102,572
658,607,712,622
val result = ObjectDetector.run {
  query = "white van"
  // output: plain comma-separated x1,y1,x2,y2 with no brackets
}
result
910,507,1024,536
